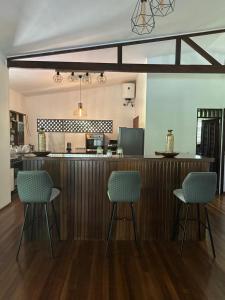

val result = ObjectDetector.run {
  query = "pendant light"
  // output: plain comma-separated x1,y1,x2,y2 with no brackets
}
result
53,71,63,83
68,71,78,82
82,72,92,84
97,72,107,84
151,0,175,16
73,75,87,118
131,0,175,35
131,0,155,35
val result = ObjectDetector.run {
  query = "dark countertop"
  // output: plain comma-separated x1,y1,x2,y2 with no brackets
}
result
22,153,214,162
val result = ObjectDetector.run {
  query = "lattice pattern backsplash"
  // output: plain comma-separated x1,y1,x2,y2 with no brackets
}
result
37,118,113,133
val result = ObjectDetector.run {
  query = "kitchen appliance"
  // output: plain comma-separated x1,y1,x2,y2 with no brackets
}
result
118,127,144,155
122,83,136,107
107,139,118,153
86,133,104,152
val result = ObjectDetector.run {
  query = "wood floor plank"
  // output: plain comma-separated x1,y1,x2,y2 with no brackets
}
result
1,198,225,299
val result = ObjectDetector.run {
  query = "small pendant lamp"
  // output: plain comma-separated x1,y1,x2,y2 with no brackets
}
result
151,0,175,17
73,75,87,118
131,0,155,35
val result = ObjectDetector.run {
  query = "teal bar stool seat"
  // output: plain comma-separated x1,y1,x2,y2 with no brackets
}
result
172,172,217,257
16,170,61,259
106,171,141,254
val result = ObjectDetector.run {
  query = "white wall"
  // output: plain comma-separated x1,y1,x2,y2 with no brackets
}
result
24,84,138,150
0,54,10,209
145,73,225,155
135,73,147,128
9,89,26,114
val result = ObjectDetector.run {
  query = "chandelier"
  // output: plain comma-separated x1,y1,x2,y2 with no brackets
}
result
131,0,175,35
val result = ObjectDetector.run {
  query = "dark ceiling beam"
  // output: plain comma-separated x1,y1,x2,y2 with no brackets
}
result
117,46,123,64
7,28,225,61
7,59,225,74
175,37,181,65
182,37,221,66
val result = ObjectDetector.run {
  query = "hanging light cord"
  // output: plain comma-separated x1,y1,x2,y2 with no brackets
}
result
79,75,82,103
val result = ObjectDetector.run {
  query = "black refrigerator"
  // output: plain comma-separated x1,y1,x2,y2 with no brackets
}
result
118,127,144,155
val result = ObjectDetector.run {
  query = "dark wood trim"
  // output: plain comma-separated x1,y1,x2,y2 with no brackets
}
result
182,37,221,66
220,109,225,193
7,28,225,61
175,37,181,65
117,45,123,64
7,59,225,74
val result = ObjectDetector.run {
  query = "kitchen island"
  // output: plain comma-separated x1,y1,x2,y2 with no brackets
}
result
22,154,213,241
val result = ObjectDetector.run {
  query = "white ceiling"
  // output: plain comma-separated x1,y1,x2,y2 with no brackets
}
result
2,0,225,94
1,0,225,56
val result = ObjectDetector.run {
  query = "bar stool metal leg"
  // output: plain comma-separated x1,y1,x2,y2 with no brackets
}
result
51,201,60,240
172,200,182,240
106,202,117,255
130,202,138,242
44,204,54,258
16,203,30,260
197,204,201,240
31,204,36,240
204,206,216,258
180,204,190,256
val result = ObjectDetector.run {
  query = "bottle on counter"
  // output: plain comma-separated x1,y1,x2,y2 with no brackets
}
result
66,142,72,153
106,149,112,157
96,146,103,155
116,146,123,157
38,127,46,152
165,130,174,153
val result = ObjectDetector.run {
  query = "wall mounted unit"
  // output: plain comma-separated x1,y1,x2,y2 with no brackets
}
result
122,83,136,107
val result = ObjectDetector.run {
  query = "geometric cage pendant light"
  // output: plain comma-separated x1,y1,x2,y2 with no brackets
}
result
131,0,176,35
131,0,155,35
151,0,175,17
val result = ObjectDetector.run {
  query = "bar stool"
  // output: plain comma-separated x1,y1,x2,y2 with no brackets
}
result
16,170,60,259
172,172,217,257
106,171,141,254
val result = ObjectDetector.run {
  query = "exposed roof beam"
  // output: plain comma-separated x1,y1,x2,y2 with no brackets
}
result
182,37,221,66
175,38,181,65
7,59,225,74
7,28,225,61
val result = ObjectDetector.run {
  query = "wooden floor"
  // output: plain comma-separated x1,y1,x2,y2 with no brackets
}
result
1,196,225,300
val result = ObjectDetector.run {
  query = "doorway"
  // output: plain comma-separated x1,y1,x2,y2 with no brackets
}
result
196,108,225,194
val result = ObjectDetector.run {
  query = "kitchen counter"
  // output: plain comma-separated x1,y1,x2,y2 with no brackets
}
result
24,153,214,162
22,154,213,241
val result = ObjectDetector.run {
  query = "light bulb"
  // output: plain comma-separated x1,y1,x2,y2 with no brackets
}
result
78,103,82,117
140,0,147,26
53,71,63,83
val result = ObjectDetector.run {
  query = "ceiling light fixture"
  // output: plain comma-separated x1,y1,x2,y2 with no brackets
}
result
131,0,155,35
131,0,175,35
52,71,107,85
82,72,92,84
97,72,107,84
53,71,63,83
73,75,87,118
151,0,175,16
68,71,78,82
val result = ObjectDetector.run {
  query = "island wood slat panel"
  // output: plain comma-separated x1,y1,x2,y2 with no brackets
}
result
23,158,210,241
